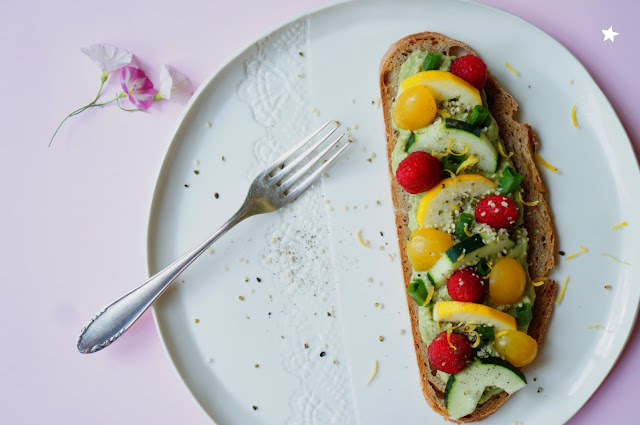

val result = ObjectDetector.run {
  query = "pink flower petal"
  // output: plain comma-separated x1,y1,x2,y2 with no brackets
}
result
120,66,156,110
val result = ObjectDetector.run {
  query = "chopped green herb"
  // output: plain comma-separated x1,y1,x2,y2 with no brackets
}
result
405,132,416,152
499,167,524,195
476,259,491,277
442,153,466,175
298,52,304,57
454,213,474,241
515,303,533,327
194,170,200,175
252,406,258,411
475,325,494,342
468,105,491,127
407,278,429,305
423,52,443,71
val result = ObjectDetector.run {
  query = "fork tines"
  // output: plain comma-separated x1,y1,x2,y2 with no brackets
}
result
266,120,348,199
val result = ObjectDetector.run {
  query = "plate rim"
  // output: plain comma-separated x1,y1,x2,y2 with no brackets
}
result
145,0,640,424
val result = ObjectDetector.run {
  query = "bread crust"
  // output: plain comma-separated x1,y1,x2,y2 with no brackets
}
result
379,32,558,423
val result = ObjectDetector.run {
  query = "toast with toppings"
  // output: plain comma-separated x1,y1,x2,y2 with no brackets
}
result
379,32,558,422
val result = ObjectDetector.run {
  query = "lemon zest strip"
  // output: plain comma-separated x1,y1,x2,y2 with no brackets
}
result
518,191,540,207
443,169,456,178
431,150,446,158
535,153,560,173
422,285,435,307
565,245,588,260
571,104,579,128
505,62,519,76
470,331,481,348
495,330,510,339
456,155,479,174
585,325,602,330
497,142,513,159
463,224,472,237
438,109,451,118
447,139,469,156
446,328,457,351
555,275,569,305
601,253,631,265
532,276,548,287
457,251,466,262
450,204,461,211
611,221,628,230
356,229,370,248
366,360,378,386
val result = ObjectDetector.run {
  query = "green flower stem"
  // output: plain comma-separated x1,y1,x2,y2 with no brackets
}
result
48,90,126,147
116,96,142,112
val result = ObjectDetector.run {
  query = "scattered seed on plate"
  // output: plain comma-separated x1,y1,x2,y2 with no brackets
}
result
194,318,200,324
238,296,244,301
400,329,406,335
378,336,384,342
205,121,212,128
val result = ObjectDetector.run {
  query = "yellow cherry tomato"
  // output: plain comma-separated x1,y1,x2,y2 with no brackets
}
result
392,85,437,131
495,330,538,367
407,228,453,271
489,257,526,305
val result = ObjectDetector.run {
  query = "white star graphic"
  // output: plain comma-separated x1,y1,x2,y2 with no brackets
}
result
602,26,619,42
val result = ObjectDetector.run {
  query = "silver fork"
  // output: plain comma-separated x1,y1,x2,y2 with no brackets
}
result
77,120,347,353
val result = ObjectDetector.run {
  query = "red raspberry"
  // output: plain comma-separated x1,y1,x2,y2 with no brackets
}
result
396,151,442,194
450,55,487,90
447,268,484,303
428,332,472,374
475,195,518,229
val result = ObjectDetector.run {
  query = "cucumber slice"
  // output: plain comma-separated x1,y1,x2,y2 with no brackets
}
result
428,236,515,287
445,358,527,420
410,121,498,173
445,234,485,262
445,118,482,136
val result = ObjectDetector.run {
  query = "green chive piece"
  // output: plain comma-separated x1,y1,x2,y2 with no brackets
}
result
454,213,474,241
515,303,533,327
499,167,524,195
405,132,416,152
442,153,465,174
468,105,490,127
475,325,494,342
407,278,429,305
476,259,491,277
423,52,443,71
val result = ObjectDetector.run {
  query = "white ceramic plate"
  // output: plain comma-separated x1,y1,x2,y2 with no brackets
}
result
147,1,640,424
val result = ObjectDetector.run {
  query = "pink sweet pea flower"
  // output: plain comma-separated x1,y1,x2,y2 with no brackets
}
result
120,66,156,110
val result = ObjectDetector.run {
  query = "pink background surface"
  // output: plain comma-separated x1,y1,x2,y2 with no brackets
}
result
2,0,638,423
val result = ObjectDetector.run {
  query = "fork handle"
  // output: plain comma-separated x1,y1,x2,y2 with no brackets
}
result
76,205,250,354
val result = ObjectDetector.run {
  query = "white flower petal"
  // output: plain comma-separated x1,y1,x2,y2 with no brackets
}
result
159,64,193,105
81,44,133,74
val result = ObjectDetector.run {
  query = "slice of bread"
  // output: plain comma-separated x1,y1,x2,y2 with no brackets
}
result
379,32,558,423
